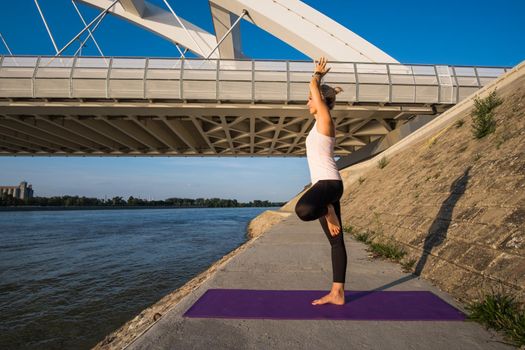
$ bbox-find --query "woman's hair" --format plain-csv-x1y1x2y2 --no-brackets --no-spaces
320,84,343,110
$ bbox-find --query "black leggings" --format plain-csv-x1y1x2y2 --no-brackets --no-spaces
294,180,347,283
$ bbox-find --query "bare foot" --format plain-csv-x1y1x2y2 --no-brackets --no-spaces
311,290,345,305
325,203,341,236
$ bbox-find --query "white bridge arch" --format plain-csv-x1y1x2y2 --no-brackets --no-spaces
77,0,397,62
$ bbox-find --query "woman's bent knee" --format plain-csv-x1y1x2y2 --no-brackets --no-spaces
295,202,317,221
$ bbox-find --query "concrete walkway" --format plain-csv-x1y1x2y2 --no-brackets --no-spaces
127,214,514,350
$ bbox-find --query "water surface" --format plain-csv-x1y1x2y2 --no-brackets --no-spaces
0,207,270,349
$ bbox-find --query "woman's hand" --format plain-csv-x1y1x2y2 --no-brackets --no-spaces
314,56,331,78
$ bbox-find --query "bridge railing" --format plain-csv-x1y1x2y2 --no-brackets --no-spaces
0,55,510,104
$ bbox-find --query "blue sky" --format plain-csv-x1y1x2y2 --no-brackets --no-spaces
0,0,524,201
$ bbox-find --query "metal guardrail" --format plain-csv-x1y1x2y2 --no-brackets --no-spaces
0,55,510,104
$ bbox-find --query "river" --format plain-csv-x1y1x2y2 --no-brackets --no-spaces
0,207,270,349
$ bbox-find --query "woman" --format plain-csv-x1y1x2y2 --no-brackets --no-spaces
294,57,346,306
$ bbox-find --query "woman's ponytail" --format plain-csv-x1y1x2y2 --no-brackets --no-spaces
320,85,343,110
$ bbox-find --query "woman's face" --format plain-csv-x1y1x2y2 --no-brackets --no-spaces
306,94,317,115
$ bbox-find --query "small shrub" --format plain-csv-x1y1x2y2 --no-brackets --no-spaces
368,241,406,261
495,128,511,149
354,231,370,243
352,229,411,271
454,118,465,128
473,153,482,161
471,90,503,139
377,156,389,169
401,258,417,272
343,224,354,234
358,176,365,185
466,290,525,346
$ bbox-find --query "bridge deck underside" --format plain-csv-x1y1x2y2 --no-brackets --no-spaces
0,103,439,156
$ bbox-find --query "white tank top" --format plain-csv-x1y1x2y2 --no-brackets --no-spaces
305,119,342,185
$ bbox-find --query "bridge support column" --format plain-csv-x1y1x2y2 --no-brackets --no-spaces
336,114,438,170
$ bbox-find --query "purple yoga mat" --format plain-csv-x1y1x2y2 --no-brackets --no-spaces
183,289,466,321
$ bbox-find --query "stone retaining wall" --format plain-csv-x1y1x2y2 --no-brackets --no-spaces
338,73,525,303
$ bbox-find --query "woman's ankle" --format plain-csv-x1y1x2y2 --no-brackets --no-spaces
331,283,344,294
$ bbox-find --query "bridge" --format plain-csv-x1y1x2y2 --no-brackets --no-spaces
0,56,508,157
0,0,511,161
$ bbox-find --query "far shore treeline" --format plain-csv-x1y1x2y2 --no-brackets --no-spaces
0,194,285,208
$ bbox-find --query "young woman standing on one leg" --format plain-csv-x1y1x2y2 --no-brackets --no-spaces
294,57,347,306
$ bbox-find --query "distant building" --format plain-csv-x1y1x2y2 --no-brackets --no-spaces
0,181,33,200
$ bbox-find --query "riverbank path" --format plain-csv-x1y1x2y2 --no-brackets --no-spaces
126,213,513,349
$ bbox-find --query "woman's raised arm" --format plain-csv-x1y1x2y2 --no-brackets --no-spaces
309,57,335,137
